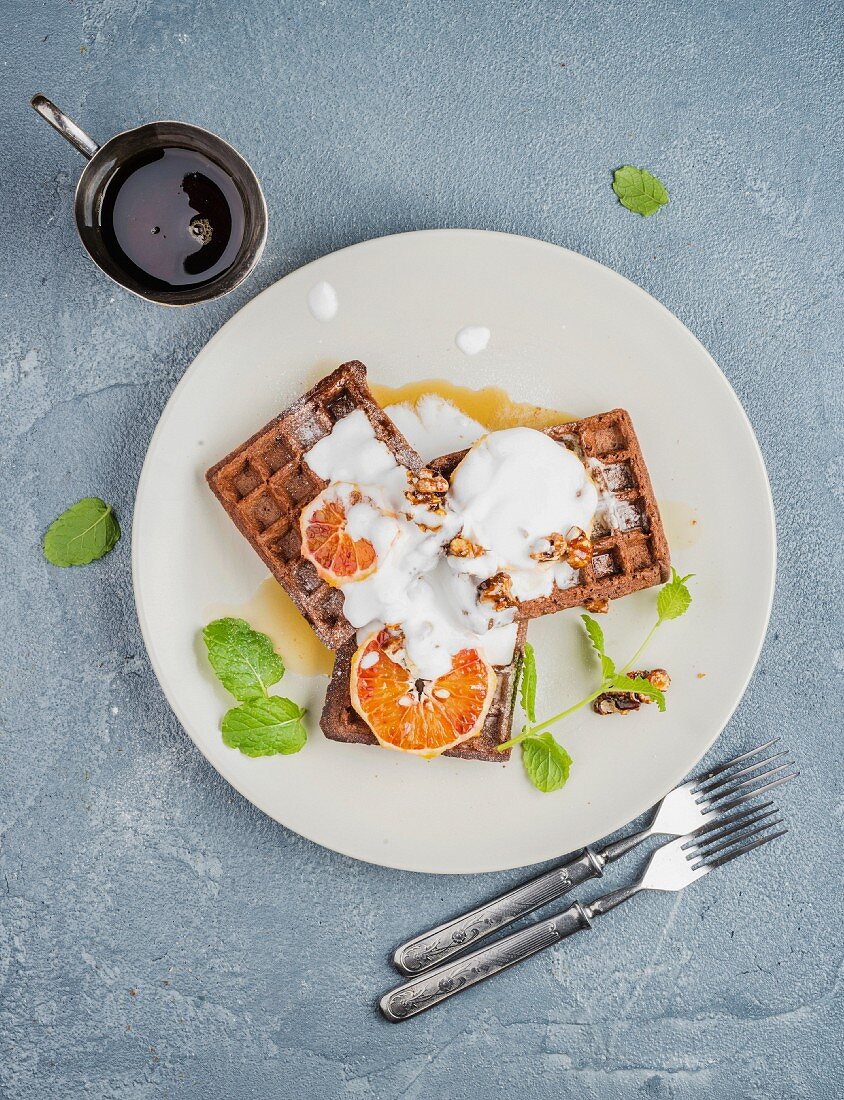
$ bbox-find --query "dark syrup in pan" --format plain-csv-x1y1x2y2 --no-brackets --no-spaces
98,147,246,291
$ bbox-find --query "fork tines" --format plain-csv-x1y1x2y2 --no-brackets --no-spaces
693,738,798,815
684,801,787,870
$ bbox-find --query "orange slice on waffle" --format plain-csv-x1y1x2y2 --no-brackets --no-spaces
300,485,382,586
349,628,497,757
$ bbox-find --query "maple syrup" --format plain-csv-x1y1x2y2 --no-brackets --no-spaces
210,578,334,678
370,379,572,431
98,146,246,291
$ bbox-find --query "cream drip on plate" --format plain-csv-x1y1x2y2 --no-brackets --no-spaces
455,325,491,355
307,281,338,322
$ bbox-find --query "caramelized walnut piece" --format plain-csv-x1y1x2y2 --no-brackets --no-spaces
583,596,610,614
381,625,405,656
477,571,517,611
448,534,486,558
530,532,568,563
592,668,671,715
405,467,449,514
565,526,593,569
592,691,641,715
629,668,671,692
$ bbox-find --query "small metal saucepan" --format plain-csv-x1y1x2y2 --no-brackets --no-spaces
30,94,268,306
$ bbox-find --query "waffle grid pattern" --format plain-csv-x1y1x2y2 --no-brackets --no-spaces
429,409,670,620
207,366,667,761
205,361,420,650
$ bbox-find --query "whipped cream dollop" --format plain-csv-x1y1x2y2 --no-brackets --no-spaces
307,281,338,322
448,428,598,601
302,404,597,679
385,394,485,462
455,325,491,355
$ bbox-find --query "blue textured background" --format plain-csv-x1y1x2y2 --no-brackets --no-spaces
1,1,842,1096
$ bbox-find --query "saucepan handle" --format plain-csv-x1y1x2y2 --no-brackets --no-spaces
31,94,100,160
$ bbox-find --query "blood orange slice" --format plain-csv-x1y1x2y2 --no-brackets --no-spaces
349,628,497,757
300,485,383,586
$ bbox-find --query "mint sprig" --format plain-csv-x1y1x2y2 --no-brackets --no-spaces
203,618,285,701
43,497,120,567
522,734,572,793
612,165,669,217
221,697,307,757
501,570,694,790
203,617,306,758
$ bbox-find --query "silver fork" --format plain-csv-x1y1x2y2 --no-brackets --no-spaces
381,803,787,1020
393,740,797,975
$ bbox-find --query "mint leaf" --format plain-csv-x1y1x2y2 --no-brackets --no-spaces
221,697,307,757
519,642,537,723
582,615,615,680
581,614,605,657
522,733,573,792
657,568,694,622
612,675,666,712
612,165,669,217
203,618,285,701
43,497,120,567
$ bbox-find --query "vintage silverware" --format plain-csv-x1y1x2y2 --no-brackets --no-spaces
381,803,787,1020
392,740,796,975
30,94,267,306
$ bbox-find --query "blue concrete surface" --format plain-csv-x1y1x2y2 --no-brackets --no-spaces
1,0,842,1096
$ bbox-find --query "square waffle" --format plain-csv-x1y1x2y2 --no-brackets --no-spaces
206,361,421,650
429,409,671,619
320,621,529,762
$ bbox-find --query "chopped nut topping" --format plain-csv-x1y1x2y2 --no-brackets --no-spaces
530,532,568,563
405,467,449,513
583,596,610,614
380,626,405,656
565,526,593,569
448,534,486,558
592,668,671,715
592,691,641,715
630,668,671,692
593,695,619,716
477,571,517,611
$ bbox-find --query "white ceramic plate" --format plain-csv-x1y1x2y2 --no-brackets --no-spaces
132,230,775,874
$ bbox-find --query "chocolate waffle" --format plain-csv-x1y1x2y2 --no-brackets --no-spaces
206,361,421,650
320,621,528,762
429,409,670,619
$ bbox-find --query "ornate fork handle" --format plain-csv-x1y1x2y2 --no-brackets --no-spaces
382,902,592,1020
392,849,603,975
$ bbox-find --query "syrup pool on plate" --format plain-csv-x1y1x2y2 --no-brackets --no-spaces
370,379,572,432
208,577,334,678
217,381,574,679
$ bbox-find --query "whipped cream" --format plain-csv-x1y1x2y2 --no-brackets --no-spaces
302,405,597,679
304,410,512,678
307,281,338,322
448,428,598,601
455,325,491,355
385,394,485,463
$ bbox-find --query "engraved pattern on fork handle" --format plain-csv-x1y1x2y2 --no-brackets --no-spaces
392,848,603,975
382,902,592,1020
